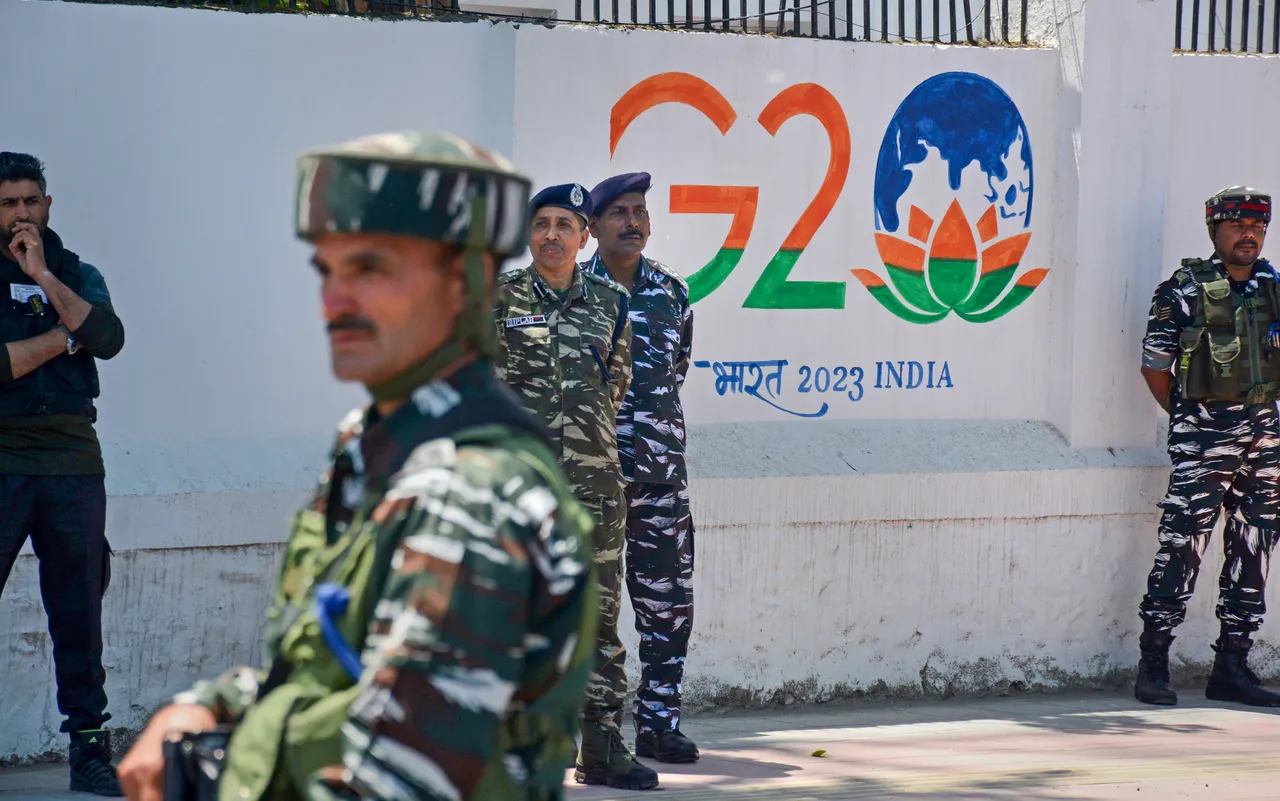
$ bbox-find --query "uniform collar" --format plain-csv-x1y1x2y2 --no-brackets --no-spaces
1208,254,1275,283
358,359,491,479
588,251,657,288
527,262,586,302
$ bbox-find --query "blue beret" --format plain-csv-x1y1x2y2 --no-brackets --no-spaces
590,172,651,217
530,182,592,222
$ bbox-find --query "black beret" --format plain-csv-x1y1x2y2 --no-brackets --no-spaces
590,172,652,216
530,182,593,222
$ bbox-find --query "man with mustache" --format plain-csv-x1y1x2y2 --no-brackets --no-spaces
0,152,126,796
116,132,597,801
491,183,649,790
1136,186,1280,708
585,173,698,772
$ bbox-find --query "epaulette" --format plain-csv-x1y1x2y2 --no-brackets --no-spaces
496,267,525,285
1178,256,1223,286
647,258,690,295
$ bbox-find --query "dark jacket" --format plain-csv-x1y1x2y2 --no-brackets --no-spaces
0,228,125,422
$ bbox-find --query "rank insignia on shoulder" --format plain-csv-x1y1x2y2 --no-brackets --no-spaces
505,315,548,328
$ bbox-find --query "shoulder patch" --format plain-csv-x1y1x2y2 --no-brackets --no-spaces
336,407,366,437
647,259,689,293
395,437,458,478
496,268,524,285
645,258,686,286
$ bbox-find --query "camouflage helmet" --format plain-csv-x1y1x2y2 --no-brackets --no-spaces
1205,185,1271,239
294,131,532,402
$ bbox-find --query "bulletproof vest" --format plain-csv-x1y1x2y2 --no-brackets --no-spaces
216,388,597,801
0,249,101,419
1176,259,1280,404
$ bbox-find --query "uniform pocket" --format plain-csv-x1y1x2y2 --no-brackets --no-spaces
644,312,680,370
503,324,554,380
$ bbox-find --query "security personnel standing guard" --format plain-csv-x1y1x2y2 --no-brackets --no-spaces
116,132,598,801
492,183,652,790
585,172,698,766
1136,186,1280,708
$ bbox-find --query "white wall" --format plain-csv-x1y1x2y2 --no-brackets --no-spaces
4,0,1280,764
1164,54,1280,270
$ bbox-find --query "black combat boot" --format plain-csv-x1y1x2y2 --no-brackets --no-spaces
1205,632,1280,707
1134,630,1178,706
575,722,660,790
635,728,700,763
69,729,123,797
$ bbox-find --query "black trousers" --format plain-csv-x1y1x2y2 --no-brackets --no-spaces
0,475,111,733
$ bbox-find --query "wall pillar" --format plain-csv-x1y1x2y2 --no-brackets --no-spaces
1059,0,1174,449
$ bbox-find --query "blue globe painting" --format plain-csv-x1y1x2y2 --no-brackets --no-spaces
851,71,1048,324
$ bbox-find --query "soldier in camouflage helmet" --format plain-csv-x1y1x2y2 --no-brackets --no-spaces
584,172,699,768
116,132,598,801
492,183,653,790
1136,185,1280,709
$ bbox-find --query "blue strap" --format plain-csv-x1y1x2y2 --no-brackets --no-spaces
314,582,363,682
589,345,610,383
611,290,630,350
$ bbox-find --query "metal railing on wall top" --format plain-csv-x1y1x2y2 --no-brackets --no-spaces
70,0,1039,46
571,0,1034,44
1176,0,1280,52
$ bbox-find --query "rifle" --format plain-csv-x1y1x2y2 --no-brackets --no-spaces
160,584,361,800
161,729,231,801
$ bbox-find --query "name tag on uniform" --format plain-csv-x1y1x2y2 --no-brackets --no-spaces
10,284,48,304
505,315,548,328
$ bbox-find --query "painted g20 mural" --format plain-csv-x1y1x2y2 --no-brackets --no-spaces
513,29,1057,423
854,71,1048,324
612,74,850,309
610,71,1047,322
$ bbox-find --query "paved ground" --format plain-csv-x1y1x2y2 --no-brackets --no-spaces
3,690,1279,799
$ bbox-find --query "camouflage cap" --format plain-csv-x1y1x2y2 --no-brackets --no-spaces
295,131,532,257
1206,186,1271,226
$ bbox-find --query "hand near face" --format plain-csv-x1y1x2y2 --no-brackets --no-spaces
7,222,46,279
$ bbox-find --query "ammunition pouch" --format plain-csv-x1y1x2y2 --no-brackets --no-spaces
1176,260,1280,404
1178,325,1243,401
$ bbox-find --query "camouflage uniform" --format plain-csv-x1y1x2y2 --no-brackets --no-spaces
1134,185,1280,710
493,262,633,731
169,132,598,800
1139,255,1280,636
585,252,695,738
